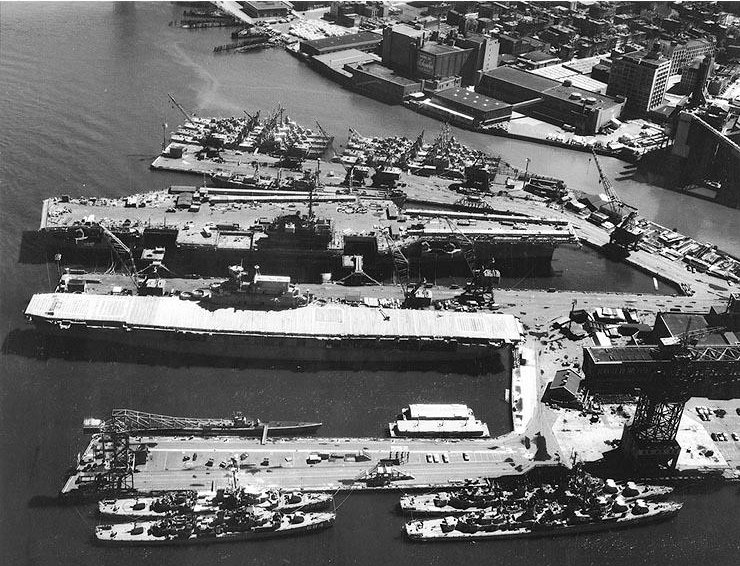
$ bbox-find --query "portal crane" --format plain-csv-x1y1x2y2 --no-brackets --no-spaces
621,322,740,471
98,225,140,290
382,228,429,307
167,93,193,123
590,148,623,216
444,218,499,298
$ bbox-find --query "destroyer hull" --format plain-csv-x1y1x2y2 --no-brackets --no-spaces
400,486,674,515
405,506,681,541
96,514,335,546
99,493,333,520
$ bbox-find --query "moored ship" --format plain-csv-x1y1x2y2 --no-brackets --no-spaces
202,265,308,310
99,486,333,520
83,408,321,437
25,293,522,364
400,480,673,515
404,500,683,541
95,509,335,545
389,404,490,438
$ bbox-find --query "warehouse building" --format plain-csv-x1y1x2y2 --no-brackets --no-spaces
346,61,423,104
299,31,382,57
421,87,512,128
241,1,289,19
476,66,624,133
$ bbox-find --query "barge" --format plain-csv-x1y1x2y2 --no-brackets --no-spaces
389,404,490,438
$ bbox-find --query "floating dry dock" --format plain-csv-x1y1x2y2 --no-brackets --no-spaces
25,294,522,362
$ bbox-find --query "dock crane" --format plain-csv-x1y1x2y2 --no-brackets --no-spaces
167,93,193,123
620,321,740,471
590,148,623,216
444,218,499,299
590,149,643,253
99,225,140,290
382,229,428,308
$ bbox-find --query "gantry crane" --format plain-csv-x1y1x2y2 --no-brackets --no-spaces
621,323,740,471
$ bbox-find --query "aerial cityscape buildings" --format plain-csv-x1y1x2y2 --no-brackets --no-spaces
1,1,740,563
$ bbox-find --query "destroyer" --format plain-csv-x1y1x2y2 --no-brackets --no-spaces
404,499,682,541
95,509,335,545
99,486,333,519
400,480,673,515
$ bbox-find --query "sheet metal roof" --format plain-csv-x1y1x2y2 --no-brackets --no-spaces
407,404,472,419
26,293,522,342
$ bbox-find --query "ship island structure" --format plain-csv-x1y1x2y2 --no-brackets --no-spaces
21,104,740,546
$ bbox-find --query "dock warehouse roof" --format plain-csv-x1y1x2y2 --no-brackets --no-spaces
26,294,523,343
300,31,382,56
434,87,511,114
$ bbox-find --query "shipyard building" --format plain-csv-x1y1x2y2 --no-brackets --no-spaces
476,66,624,134
582,298,740,397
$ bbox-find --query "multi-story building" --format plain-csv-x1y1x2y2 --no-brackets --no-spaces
415,42,473,80
658,38,715,75
607,47,671,114
456,34,499,85
381,24,429,77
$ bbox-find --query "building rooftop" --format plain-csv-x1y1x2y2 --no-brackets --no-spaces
543,83,622,109
550,369,582,396
313,49,379,69
243,1,287,10
420,42,466,56
585,346,661,363
349,61,421,87
391,23,428,39
482,66,560,92
621,50,671,68
302,31,381,52
435,87,511,112
519,50,559,63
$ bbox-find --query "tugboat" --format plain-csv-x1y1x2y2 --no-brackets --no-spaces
95,508,335,545
99,486,333,520
203,265,309,310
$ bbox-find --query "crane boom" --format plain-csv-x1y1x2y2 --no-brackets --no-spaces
590,149,621,213
99,225,139,289
168,93,193,123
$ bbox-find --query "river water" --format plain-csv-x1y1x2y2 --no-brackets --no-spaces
1,3,738,565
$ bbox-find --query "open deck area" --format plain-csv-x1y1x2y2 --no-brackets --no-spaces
63,433,547,495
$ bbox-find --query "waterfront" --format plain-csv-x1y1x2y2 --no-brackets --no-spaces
1,3,739,565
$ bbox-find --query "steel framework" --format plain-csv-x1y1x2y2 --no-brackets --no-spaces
622,345,740,471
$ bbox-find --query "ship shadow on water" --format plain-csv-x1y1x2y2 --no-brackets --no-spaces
2,328,501,375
